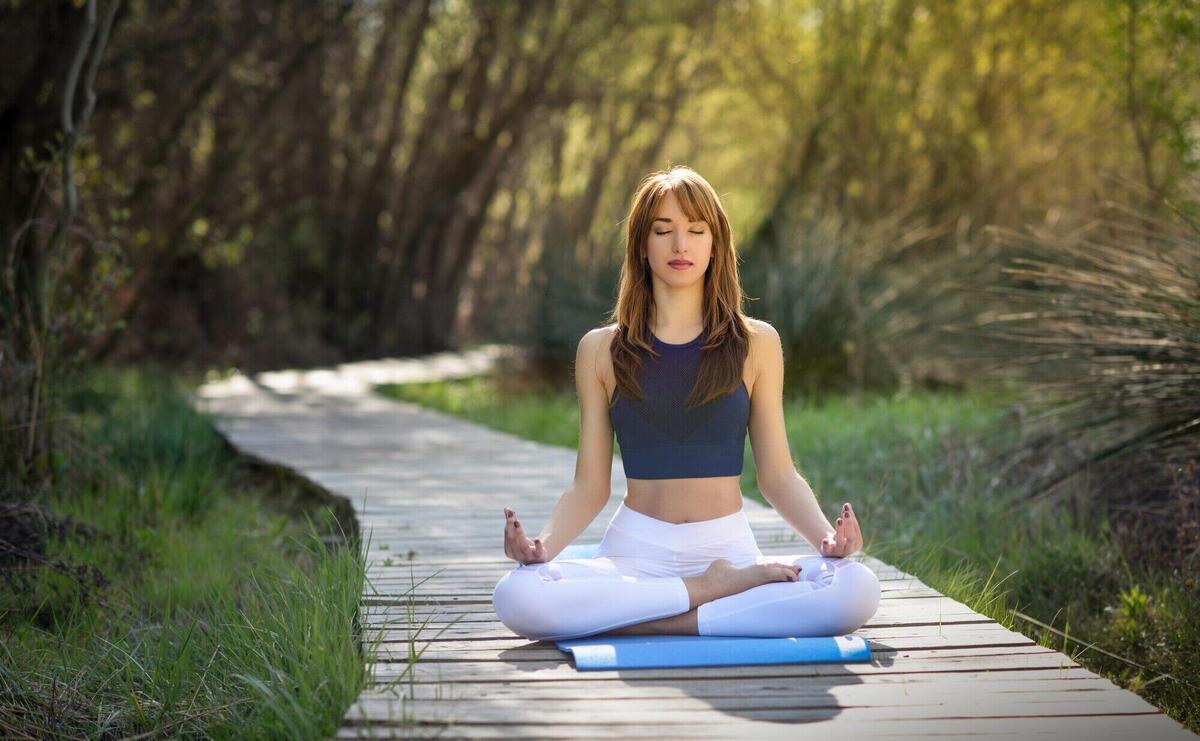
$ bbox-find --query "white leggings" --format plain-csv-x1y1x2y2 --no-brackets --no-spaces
492,500,881,641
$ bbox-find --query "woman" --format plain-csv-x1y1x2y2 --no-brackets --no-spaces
492,166,880,641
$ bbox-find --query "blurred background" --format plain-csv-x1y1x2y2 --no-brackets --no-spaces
6,0,1197,532
1,0,1198,734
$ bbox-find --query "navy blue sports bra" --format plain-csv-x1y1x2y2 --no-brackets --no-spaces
608,328,750,479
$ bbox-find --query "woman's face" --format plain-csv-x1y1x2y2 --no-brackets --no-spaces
646,191,712,285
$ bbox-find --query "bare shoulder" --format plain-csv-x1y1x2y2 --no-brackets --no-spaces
744,314,782,357
743,317,782,393
579,325,619,387
580,324,619,358
744,317,778,341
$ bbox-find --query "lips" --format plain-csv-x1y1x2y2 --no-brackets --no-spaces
668,261,692,268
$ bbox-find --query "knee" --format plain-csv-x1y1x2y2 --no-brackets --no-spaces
832,560,881,632
492,566,555,641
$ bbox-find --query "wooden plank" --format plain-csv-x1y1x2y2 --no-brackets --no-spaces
361,592,981,613
360,621,1003,643
366,621,1036,654
359,575,934,594
366,646,1084,683
359,551,903,566
334,713,1196,740
343,687,1163,724
361,564,917,583
360,588,946,614
356,586,943,606
351,667,1109,698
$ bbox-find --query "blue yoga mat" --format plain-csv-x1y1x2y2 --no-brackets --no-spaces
554,542,604,559
556,634,872,670
551,542,872,670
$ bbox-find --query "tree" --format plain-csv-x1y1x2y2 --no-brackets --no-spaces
1,0,121,492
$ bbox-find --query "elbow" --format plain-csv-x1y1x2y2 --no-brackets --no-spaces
760,468,798,501
571,472,609,501
571,477,611,508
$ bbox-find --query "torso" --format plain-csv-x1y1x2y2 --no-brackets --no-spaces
599,323,759,524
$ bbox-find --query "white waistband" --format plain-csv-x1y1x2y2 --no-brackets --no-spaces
605,500,756,547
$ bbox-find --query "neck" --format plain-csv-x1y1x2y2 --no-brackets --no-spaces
651,304,703,337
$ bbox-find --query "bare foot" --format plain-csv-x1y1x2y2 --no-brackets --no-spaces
681,558,801,609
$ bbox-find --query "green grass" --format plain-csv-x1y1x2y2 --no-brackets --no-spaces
0,366,369,739
378,376,1200,733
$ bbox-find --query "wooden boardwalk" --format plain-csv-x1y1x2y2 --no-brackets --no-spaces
190,352,1196,740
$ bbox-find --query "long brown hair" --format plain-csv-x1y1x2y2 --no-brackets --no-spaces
606,166,751,411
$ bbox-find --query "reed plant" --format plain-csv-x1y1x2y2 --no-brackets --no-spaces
945,176,1200,572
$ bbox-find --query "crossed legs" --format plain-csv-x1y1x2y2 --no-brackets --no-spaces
491,553,880,641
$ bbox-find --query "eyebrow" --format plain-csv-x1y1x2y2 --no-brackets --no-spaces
653,217,705,224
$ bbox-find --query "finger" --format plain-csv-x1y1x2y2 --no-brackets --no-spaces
846,507,862,539
840,513,859,537
836,518,848,550
772,564,798,581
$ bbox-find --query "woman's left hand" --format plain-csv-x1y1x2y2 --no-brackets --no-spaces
819,502,863,558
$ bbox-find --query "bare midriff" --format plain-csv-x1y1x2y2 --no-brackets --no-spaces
622,477,745,524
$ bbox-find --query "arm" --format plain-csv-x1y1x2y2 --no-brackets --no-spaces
506,326,614,563
531,328,615,562
747,321,860,555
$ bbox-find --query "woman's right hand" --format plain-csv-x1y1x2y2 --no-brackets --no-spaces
504,507,548,565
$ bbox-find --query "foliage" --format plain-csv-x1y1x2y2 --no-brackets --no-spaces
5,0,1197,375
0,366,367,738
